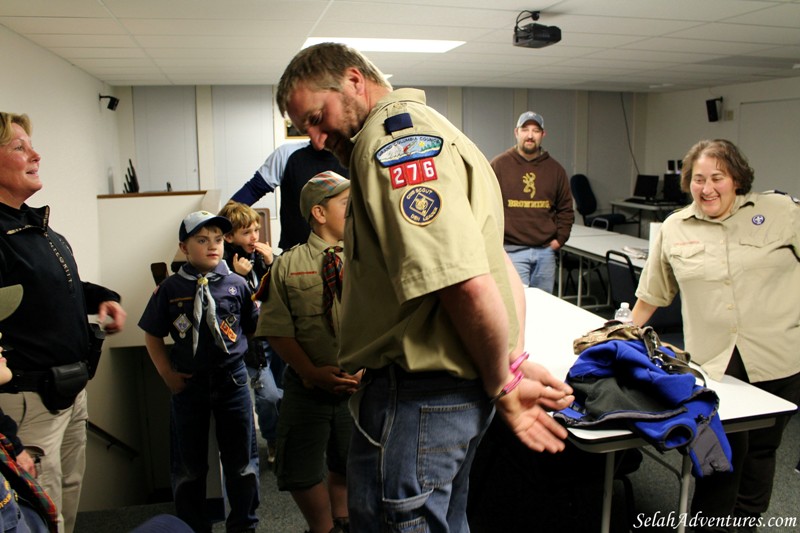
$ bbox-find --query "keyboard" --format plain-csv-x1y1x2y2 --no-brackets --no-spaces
624,198,678,206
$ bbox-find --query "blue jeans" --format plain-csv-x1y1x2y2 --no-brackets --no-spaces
505,245,556,293
247,344,284,442
170,362,260,533
348,365,493,533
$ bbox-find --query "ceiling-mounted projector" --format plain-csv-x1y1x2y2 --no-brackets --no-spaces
513,23,561,48
513,10,561,49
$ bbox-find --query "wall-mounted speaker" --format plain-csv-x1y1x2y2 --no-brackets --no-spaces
706,97,723,122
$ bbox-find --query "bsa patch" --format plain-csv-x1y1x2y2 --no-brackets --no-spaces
752,214,765,225
400,186,441,226
174,314,192,339
375,135,443,168
220,320,238,343
228,286,238,296
389,157,438,189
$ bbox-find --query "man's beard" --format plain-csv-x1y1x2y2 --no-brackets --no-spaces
325,92,364,167
519,141,539,156
327,135,353,167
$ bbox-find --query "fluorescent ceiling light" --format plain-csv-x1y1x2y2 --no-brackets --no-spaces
303,37,464,53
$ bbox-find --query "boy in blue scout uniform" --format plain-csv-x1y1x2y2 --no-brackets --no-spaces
257,172,360,533
139,211,260,533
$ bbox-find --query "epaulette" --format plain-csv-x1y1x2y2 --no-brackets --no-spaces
762,189,800,205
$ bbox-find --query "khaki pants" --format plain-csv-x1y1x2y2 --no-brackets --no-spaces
0,389,88,533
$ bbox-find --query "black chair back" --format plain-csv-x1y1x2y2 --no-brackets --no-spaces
605,250,638,308
605,250,684,334
570,174,597,217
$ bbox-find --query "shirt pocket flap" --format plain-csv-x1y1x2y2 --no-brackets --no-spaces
668,242,705,280
286,274,324,317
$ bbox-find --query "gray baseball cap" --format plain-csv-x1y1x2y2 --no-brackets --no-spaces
179,211,232,241
0,285,23,322
516,111,544,129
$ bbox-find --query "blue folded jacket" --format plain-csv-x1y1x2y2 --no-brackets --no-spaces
555,339,732,477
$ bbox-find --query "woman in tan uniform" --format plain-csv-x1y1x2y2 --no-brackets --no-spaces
632,139,800,533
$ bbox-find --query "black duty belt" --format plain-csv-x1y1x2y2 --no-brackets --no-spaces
0,369,49,393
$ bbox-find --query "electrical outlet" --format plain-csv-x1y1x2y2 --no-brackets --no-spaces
725,110,734,121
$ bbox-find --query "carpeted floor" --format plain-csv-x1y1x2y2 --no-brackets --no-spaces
76,413,799,533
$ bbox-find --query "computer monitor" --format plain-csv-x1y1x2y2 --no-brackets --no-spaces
662,174,687,203
632,174,659,200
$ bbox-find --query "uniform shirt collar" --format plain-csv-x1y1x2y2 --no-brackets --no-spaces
307,231,343,255
684,193,754,222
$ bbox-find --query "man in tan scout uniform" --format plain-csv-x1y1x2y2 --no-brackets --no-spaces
276,42,573,532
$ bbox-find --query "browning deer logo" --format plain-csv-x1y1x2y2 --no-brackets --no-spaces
522,172,536,198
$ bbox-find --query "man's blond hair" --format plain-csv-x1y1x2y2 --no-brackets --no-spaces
276,42,392,117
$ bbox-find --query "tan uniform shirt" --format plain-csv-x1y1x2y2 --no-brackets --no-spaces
636,192,800,381
338,88,517,379
256,232,343,367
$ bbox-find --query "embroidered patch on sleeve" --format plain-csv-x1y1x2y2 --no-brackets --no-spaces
375,135,443,168
389,157,438,189
220,320,238,343
400,186,441,226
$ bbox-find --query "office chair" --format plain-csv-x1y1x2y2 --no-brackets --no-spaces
605,250,684,347
570,174,629,230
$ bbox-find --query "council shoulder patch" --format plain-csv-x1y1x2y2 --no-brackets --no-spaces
400,186,441,226
375,135,443,168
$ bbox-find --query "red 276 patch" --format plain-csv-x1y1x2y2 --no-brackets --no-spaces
389,158,438,189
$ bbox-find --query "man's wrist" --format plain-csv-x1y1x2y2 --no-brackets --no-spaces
490,352,529,403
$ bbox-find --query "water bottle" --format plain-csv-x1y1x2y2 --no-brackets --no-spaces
614,302,633,324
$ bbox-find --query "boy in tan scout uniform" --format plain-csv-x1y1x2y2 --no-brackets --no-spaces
256,171,360,533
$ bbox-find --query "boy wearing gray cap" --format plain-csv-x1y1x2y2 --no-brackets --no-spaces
139,211,260,533
256,172,360,533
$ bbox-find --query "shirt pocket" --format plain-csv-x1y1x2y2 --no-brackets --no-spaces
286,275,325,318
739,231,786,270
217,298,241,324
668,242,705,281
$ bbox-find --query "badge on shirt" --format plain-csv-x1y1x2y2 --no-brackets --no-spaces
752,214,765,225
174,314,192,339
388,157,439,190
228,286,238,296
400,186,441,226
375,135,443,167
220,320,238,343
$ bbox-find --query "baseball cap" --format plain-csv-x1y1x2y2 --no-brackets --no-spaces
0,285,23,322
516,111,544,129
300,171,351,221
179,211,232,241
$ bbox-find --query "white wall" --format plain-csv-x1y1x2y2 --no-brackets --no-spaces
643,76,800,194
0,26,121,282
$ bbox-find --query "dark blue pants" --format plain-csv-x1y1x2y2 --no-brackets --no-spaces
170,362,260,533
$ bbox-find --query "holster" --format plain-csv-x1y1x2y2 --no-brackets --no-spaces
40,361,89,412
